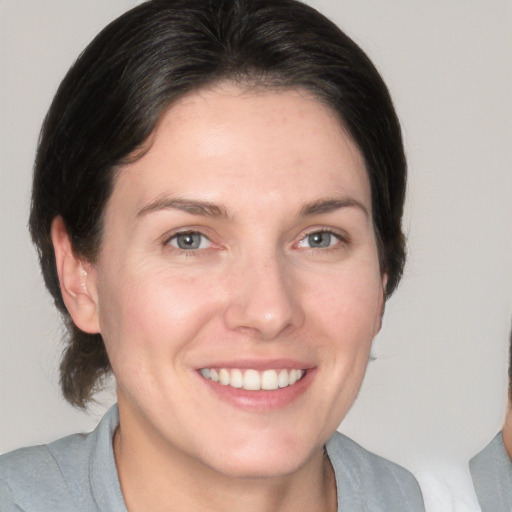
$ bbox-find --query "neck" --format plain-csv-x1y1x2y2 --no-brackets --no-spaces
503,406,512,459
113,412,337,512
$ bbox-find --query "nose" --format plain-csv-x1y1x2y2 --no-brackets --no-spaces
223,252,305,341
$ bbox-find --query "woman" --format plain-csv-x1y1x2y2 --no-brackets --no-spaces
0,0,424,510
470,324,512,511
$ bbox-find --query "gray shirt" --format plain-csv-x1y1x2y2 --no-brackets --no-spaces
1,405,424,511
470,431,512,512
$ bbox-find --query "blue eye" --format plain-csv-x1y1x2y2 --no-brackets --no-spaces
168,232,210,250
298,231,340,249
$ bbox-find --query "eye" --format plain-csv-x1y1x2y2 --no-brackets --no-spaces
297,230,341,249
167,231,211,250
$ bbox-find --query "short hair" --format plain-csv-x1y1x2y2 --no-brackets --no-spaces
29,0,407,407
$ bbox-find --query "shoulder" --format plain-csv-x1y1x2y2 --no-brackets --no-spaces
470,431,507,472
0,433,92,511
326,431,425,511
470,431,512,512
0,406,121,512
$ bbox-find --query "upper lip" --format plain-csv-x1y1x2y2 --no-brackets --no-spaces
195,358,314,371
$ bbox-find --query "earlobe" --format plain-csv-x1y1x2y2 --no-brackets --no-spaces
51,216,100,334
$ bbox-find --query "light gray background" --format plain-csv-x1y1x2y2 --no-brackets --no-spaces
1,1,511,510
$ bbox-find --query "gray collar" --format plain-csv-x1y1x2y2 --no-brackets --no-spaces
470,431,512,512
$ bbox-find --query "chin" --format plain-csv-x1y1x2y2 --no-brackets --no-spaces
209,455,309,480
199,431,322,479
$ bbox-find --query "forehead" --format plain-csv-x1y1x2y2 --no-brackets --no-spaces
109,84,370,219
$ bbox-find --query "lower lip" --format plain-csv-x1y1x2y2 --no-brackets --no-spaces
198,369,315,412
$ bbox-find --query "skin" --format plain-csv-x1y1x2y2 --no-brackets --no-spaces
52,84,386,511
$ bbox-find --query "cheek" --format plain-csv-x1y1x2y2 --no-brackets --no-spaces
305,263,384,340
96,263,222,366
303,264,383,399
299,267,383,434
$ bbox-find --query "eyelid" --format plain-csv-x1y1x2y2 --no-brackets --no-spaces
295,227,349,249
170,232,211,250
163,228,215,250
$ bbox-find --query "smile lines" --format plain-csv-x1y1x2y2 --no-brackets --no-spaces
199,368,305,391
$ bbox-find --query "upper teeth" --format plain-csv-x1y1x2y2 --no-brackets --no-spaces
199,368,305,391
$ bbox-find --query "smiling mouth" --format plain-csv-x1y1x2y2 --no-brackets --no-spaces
199,368,306,391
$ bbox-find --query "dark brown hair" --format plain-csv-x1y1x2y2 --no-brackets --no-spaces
29,0,407,407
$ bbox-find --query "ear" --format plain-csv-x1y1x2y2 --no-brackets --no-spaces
373,273,388,335
51,216,100,334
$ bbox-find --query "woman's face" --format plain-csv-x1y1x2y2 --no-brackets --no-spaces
88,84,385,478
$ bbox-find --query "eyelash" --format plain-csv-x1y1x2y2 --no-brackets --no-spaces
296,228,348,251
163,227,348,257
164,230,214,255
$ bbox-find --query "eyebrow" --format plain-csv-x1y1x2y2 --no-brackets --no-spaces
300,197,369,218
137,197,229,219
137,195,368,220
